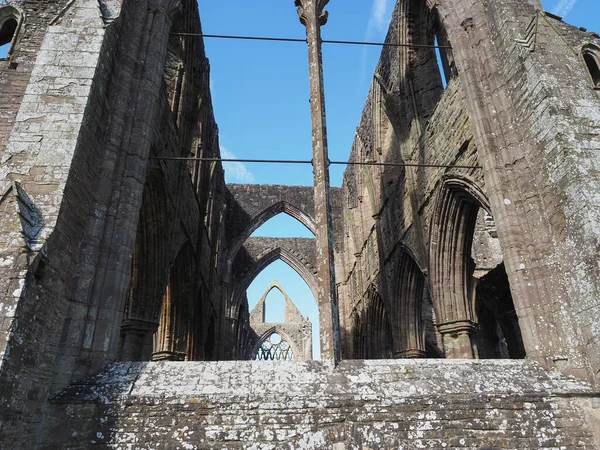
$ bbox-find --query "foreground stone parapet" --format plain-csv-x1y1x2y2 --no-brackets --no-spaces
49,360,600,449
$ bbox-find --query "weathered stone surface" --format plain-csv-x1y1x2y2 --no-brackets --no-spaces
1,0,600,448
336,0,600,382
48,360,599,449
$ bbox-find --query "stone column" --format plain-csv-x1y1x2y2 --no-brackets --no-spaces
119,318,158,361
294,0,340,361
437,321,477,359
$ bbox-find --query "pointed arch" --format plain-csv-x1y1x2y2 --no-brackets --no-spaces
251,280,305,323
227,201,316,275
392,249,427,358
582,44,600,88
430,176,490,319
429,176,490,357
250,326,301,361
0,5,23,59
364,284,393,359
231,247,318,316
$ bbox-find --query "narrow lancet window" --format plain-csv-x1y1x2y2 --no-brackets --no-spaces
583,52,600,87
0,15,18,58
433,12,454,88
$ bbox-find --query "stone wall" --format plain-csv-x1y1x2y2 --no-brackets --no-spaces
45,359,600,449
0,0,231,445
336,0,600,381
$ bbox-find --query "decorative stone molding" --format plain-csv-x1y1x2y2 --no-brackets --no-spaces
294,0,329,27
436,320,477,337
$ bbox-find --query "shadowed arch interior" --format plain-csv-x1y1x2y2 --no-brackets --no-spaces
351,285,393,360
430,177,524,359
582,46,600,87
153,242,197,361
0,6,22,57
430,178,490,330
393,250,427,358
119,170,170,361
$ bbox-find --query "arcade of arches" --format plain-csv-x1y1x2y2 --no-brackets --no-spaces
2,0,600,446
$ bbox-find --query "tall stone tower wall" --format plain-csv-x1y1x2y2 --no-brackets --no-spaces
0,0,231,444
336,0,600,381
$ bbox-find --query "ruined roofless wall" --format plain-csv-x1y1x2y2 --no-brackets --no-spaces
0,0,231,445
336,0,600,382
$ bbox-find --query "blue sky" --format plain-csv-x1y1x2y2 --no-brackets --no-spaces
196,0,599,359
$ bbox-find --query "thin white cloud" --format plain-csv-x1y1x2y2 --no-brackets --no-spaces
368,0,391,33
552,0,578,17
359,0,393,86
220,146,255,184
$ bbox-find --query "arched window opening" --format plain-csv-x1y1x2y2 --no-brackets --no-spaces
404,2,456,118
0,8,20,59
255,332,295,361
583,51,600,88
227,204,316,277
250,212,314,239
432,13,454,88
263,287,285,323
163,13,187,123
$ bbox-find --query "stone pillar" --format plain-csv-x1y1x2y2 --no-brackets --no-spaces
294,0,340,361
119,319,158,361
152,284,187,362
437,321,477,359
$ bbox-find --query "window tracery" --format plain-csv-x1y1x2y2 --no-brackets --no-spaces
0,6,21,59
254,332,295,361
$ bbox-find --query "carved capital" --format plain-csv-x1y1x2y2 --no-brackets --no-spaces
436,320,477,336
394,349,427,359
294,0,329,27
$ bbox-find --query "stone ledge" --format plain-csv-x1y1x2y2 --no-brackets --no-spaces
52,359,597,404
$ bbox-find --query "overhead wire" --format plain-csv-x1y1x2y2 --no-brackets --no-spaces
170,33,452,50
149,157,482,170
163,30,469,171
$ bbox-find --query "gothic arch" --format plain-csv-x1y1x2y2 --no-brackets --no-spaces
263,282,285,300
361,285,393,360
582,44,600,88
226,201,316,275
0,5,23,59
429,176,494,358
392,249,427,358
230,247,317,318
429,177,488,325
250,326,301,361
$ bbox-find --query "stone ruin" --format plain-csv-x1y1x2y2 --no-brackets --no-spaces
0,0,600,448
247,280,313,362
